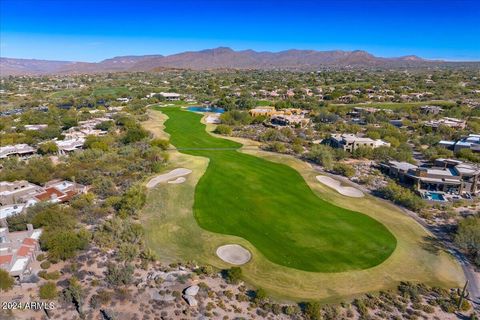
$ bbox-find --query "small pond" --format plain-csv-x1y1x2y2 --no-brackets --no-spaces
187,106,225,114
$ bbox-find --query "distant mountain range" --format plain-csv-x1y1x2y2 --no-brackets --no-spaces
0,47,476,76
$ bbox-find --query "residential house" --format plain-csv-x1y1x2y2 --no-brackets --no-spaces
424,117,466,130
0,181,43,206
270,114,310,128
380,159,480,196
438,134,480,153
0,224,42,278
0,144,36,159
327,134,390,152
55,138,85,153
249,106,278,117
159,92,181,101
0,179,85,219
420,105,443,115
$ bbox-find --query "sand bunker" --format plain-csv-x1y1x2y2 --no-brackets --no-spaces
167,177,186,184
216,244,251,265
147,168,192,188
316,175,364,198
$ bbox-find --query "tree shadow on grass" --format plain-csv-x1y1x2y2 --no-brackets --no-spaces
421,235,445,255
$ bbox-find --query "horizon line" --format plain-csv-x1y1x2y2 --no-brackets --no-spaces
2,46,480,63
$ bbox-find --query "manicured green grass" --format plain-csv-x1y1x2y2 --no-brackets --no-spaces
142,109,464,301
92,87,130,96
256,100,274,106
158,107,396,272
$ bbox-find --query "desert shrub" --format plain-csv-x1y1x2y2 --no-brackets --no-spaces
105,263,134,286
353,298,368,316
454,216,480,267
254,288,267,302
304,301,322,320
39,282,57,299
150,138,170,150
332,163,355,177
214,124,232,135
378,182,425,211
266,141,286,153
224,267,242,284
40,261,51,269
39,271,61,280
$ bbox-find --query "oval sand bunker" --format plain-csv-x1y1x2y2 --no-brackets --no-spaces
216,244,251,265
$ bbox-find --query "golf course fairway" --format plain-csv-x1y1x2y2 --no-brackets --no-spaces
160,107,396,272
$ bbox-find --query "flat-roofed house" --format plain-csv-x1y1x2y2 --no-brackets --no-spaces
327,134,390,152
420,105,443,115
0,224,42,278
270,114,310,128
159,92,181,101
380,159,480,195
438,134,480,153
0,200,37,220
55,138,85,153
34,180,86,204
249,106,278,117
0,181,43,206
0,144,36,159
424,117,466,129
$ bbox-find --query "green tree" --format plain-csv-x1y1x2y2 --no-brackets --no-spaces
304,301,322,320
307,145,334,170
38,141,59,155
224,267,242,284
117,185,146,216
214,124,232,135
332,163,355,177
122,126,148,144
0,269,14,291
254,288,268,302
40,229,90,260
455,217,480,266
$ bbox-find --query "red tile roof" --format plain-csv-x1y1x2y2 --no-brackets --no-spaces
17,245,34,257
0,255,13,265
22,238,37,246
34,187,64,201
59,190,78,202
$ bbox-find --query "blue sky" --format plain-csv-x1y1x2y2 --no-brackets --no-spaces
1,0,479,62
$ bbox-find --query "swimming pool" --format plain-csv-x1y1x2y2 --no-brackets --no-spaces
427,192,446,201
187,106,225,113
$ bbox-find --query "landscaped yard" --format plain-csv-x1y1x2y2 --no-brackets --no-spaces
141,108,464,301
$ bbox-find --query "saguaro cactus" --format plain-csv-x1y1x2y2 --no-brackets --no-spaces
457,280,470,310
